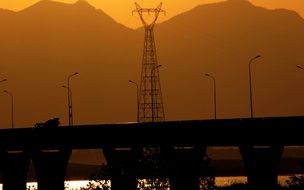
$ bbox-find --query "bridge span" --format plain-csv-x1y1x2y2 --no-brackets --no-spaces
0,116,303,190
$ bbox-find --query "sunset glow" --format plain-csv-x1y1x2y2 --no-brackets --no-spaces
0,0,303,28
0,0,304,127
0,1,303,189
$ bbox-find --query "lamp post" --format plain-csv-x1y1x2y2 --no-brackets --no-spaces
66,72,78,126
129,80,139,122
62,85,73,126
249,55,261,118
151,65,162,122
205,73,217,119
3,90,14,129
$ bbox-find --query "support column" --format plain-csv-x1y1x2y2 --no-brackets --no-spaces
31,149,71,190
168,146,208,190
103,147,139,190
239,146,284,190
0,150,30,190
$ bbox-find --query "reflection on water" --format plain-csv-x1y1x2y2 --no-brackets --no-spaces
26,181,91,190
0,176,294,190
215,176,247,187
216,176,290,187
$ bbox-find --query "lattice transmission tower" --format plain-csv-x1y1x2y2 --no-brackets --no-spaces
133,3,166,122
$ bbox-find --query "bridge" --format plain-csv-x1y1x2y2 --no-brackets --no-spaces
0,116,303,190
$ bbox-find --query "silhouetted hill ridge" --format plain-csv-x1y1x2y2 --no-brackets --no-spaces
4,0,134,59
0,8,15,14
17,0,123,30
156,0,304,64
160,0,304,30
153,0,304,121
20,0,70,13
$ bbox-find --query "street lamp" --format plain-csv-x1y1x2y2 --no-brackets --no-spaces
3,90,14,128
205,73,217,119
249,55,261,118
151,65,162,122
129,80,139,122
66,72,79,126
62,85,74,126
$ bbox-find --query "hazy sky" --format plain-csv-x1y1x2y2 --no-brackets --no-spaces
0,0,304,28
0,0,304,128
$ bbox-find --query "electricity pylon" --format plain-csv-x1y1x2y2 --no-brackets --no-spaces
133,2,165,122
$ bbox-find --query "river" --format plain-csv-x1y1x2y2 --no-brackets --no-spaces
0,176,293,190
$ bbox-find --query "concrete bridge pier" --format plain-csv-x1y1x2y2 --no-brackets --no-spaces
239,146,284,190
31,148,72,190
103,147,139,190
168,146,208,190
0,150,30,190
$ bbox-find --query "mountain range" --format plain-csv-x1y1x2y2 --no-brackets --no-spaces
0,0,303,128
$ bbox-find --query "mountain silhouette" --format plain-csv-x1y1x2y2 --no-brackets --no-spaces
0,0,303,129
19,0,118,26
155,0,304,119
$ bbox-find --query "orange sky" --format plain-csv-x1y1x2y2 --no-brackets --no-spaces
0,0,303,128
0,0,303,28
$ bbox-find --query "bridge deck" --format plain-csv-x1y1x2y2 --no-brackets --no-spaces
0,116,303,150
